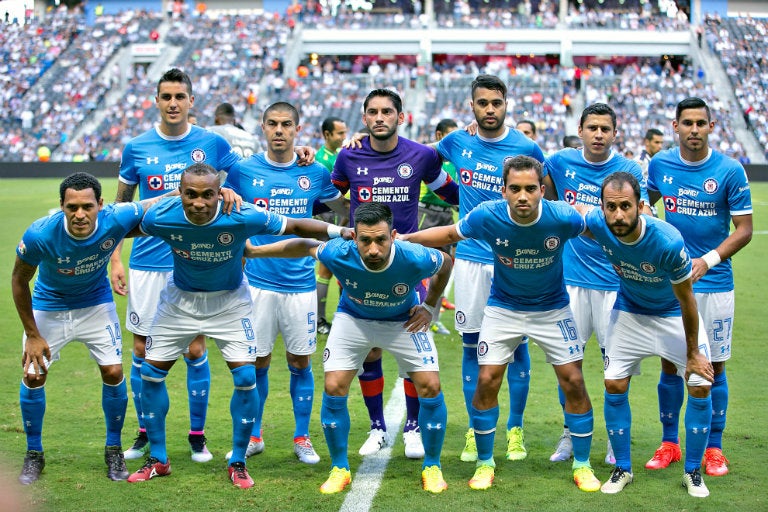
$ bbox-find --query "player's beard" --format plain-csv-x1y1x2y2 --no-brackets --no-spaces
608,213,639,238
370,124,398,141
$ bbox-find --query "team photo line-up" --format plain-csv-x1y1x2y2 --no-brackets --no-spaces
12,68,751,499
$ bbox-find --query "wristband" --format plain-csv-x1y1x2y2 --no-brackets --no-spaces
327,225,342,239
701,249,721,269
420,303,436,315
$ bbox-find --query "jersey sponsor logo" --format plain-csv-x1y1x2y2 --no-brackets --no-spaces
544,236,560,251
344,279,358,289
562,189,576,205
57,256,70,264
252,178,265,187
358,186,373,202
663,196,677,212
461,149,472,159
703,178,719,194
100,238,116,251
392,283,409,296
146,156,159,165
373,176,395,185
254,198,269,209
57,267,75,275
356,167,369,175
297,176,311,191
170,234,183,241
129,312,140,325
173,247,191,259
477,341,489,356
217,232,234,245
565,170,576,179
397,163,414,179
496,238,509,246
271,187,293,197
17,240,26,255
498,255,514,267
191,148,206,162
640,262,656,274
460,168,473,185
148,175,163,191
455,310,466,325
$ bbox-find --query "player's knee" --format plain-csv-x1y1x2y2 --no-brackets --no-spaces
133,335,147,357
364,348,382,362
687,384,711,399
187,336,207,358
141,361,168,381
286,352,310,369
231,364,256,388
604,378,628,395
99,364,124,385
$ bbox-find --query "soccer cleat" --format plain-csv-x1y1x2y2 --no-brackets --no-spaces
600,467,633,494
468,464,495,490
441,297,455,310
573,466,601,492
18,450,45,485
430,321,450,335
403,429,425,459
683,468,710,498
645,441,681,470
105,445,129,481
703,447,729,476
189,433,213,463
294,437,321,464
358,428,387,456
127,457,171,483
506,427,527,461
320,466,351,494
461,428,478,462
226,435,266,460
550,431,573,462
605,438,616,465
123,431,149,460
421,465,448,493
317,318,332,335
228,462,254,489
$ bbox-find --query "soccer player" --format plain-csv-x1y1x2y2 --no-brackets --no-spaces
581,172,715,498
331,88,458,459
126,163,345,488
207,102,262,159
246,202,453,494
12,172,146,484
645,97,752,477
403,156,601,493
515,119,537,142
435,75,544,463
543,103,649,465
221,102,348,465
635,127,664,180
315,116,349,335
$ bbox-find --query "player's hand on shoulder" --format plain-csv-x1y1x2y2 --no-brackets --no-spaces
296,145,316,166
340,227,354,240
342,131,368,150
220,187,242,214
465,120,478,136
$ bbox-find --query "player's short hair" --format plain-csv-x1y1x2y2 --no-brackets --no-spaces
435,118,458,135
676,97,711,121
354,202,393,229
579,103,617,130
263,101,300,124
516,119,536,135
182,162,219,181
321,116,345,135
363,89,403,114
502,155,543,185
60,172,102,203
644,128,664,140
215,102,236,118
158,68,193,97
602,171,641,203
471,74,507,100
562,135,581,148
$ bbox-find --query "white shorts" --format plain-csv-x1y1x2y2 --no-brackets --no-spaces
603,309,711,387
695,291,734,363
126,269,170,336
453,259,493,335
322,313,439,376
250,287,318,357
566,285,617,350
24,302,123,374
145,278,258,363
477,305,584,366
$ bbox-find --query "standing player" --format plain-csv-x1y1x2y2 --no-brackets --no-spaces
247,202,453,494
544,103,648,465
645,97,752,476
126,164,342,487
515,119,537,142
403,156,601,492
206,102,262,159
221,102,349,464
582,172,714,498
331,88,458,459
435,75,544,463
636,128,664,180
12,173,145,484
315,116,349,335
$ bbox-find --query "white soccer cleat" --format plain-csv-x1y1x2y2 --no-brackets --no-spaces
403,429,425,459
358,428,388,456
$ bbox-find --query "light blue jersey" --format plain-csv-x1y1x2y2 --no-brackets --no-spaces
457,199,584,312
647,147,752,293
119,124,241,271
585,209,692,317
545,148,649,291
436,128,545,265
140,199,286,292
17,203,144,311
224,153,341,292
317,238,444,322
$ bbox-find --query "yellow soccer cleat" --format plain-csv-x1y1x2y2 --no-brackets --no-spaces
422,465,448,494
573,465,601,492
468,464,495,490
320,466,351,494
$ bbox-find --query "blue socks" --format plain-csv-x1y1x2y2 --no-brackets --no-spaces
685,395,712,472
103,378,128,447
604,390,632,472
289,364,314,439
472,405,499,463
709,370,728,449
657,371,684,443
506,342,530,430
20,382,45,452
230,365,259,465
140,362,170,463
184,350,210,433
253,366,269,438
419,392,447,468
462,332,480,427
565,410,593,467
130,353,145,430
321,393,351,470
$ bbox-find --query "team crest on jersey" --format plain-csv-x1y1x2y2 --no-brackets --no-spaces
455,310,466,325
254,198,269,210
392,283,409,296
145,336,153,351
498,255,514,267
703,178,719,194
100,238,116,251
17,240,26,255
129,312,140,326
358,186,373,202
397,163,414,179
217,232,234,245
190,148,206,163
478,341,489,357
297,176,311,191
564,189,577,205
640,262,656,274
147,175,163,191
663,196,677,212
603,355,609,371
323,347,330,363
544,236,560,251
173,247,191,259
